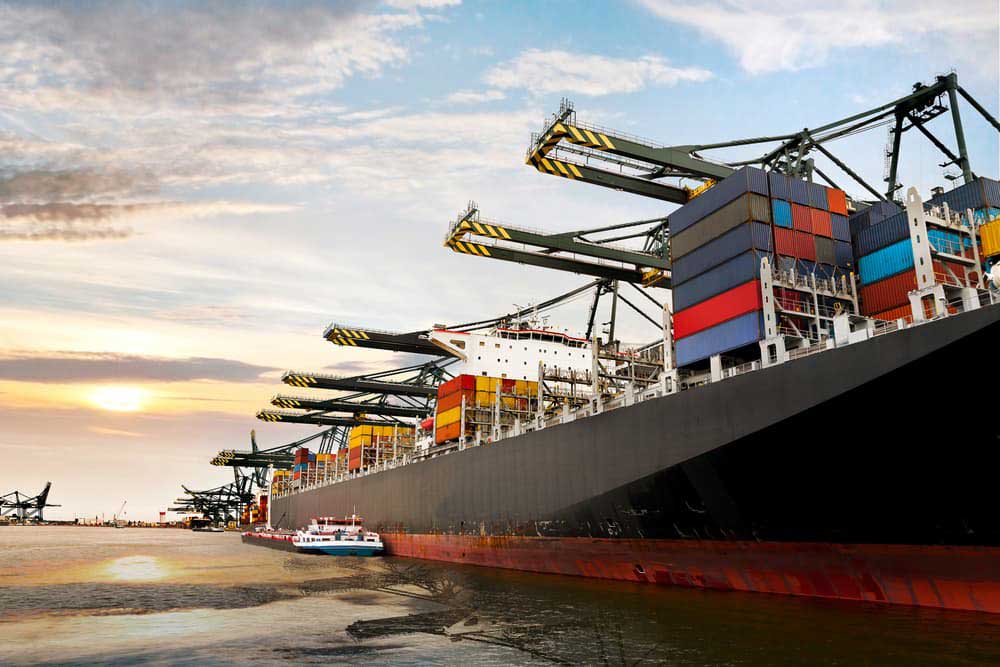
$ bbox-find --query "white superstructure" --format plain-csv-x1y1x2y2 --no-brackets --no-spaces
429,327,592,381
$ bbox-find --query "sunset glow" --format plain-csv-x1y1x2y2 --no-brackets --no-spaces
89,386,149,413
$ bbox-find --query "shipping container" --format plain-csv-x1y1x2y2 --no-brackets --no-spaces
849,200,901,237
831,213,850,242
811,209,832,237
671,221,773,285
671,193,772,259
675,311,763,367
872,305,914,323
768,171,790,201
437,388,474,413
791,204,812,233
854,211,909,257
808,182,829,211
436,405,462,428
672,250,770,311
774,227,795,257
834,240,853,268
814,236,836,265
668,166,770,235
794,231,816,260
797,259,816,275
437,374,476,398
776,255,796,274
771,198,792,228
859,270,917,314
790,178,810,205
927,177,1000,217
981,218,1000,258
674,280,763,340
434,421,462,444
858,238,914,284
827,188,848,215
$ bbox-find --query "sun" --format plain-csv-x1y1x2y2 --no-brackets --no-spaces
89,386,148,412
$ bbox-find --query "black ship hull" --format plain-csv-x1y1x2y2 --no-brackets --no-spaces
272,304,1000,612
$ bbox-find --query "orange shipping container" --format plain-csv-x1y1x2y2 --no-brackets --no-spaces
826,188,848,216
434,421,462,444
437,388,474,412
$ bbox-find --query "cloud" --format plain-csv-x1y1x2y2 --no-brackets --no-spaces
0,351,278,384
0,200,297,242
484,49,712,96
88,425,144,438
0,1,422,112
0,169,157,202
636,0,999,74
385,0,462,7
445,89,506,105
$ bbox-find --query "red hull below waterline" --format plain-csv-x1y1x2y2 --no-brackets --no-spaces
383,534,1000,613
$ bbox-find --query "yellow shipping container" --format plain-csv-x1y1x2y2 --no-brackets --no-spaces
475,375,503,392
436,405,462,428
981,218,1000,258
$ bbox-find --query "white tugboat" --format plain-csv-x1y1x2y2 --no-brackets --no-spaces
243,515,383,556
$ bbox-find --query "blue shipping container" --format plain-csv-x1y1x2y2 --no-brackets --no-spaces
672,250,770,312
854,211,909,257
927,228,971,254
858,238,914,284
808,182,829,210
927,177,1000,215
849,200,901,237
834,240,853,267
790,178,810,205
768,172,790,201
796,259,816,275
772,199,792,228
671,221,773,286
676,311,763,367
831,214,849,241
669,166,770,236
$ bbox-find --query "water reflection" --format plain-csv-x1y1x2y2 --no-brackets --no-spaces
104,555,169,581
0,528,997,666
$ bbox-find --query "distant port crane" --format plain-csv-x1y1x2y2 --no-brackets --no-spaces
0,482,59,523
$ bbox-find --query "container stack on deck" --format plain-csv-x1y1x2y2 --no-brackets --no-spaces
670,167,851,367
347,425,415,471
852,180,1000,321
435,374,538,444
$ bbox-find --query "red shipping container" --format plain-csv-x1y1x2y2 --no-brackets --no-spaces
437,374,476,399
811,209,832,237
793,231,816,260
674,280,763,340
872,305,913,323
792,204,812,233
774,228,795,256
860,270,917,314
437,388,474,412
774,287,802,311
827,188,848,215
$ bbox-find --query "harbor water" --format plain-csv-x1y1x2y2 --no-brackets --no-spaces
1,527,997,666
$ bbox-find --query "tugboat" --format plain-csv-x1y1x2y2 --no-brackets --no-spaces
292,515,384,556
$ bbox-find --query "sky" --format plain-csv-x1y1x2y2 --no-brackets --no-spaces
1,0,997,521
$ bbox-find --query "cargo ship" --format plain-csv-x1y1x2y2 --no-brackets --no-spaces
259,80,1000,613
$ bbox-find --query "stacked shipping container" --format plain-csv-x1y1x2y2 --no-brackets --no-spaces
670,167,850,367
435,374,538,444
348,424,415,471
853,204,982,319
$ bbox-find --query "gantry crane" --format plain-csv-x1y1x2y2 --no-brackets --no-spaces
0,482,59,522
448,72,999,294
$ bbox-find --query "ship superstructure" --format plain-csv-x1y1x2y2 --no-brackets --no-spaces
197,73,1000,613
